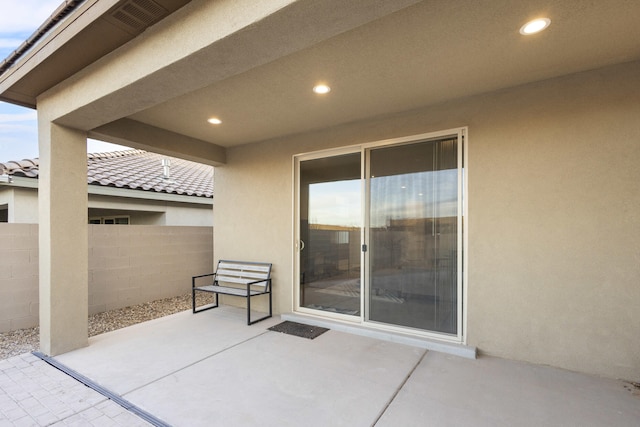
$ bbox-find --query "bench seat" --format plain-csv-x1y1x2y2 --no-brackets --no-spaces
192,260,272,325
194,285,266,297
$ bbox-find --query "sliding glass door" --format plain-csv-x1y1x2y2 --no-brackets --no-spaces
367,138,459,334
296,131,464,338
298,152,362,316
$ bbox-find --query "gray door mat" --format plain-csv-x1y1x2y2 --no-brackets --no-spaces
268,321,329,339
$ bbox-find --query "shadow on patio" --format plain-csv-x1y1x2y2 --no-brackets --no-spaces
50,307,639,427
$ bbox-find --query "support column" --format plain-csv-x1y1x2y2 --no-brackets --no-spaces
38,120,88,356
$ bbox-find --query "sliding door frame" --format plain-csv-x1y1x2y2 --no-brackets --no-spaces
292,127,468,343
293,145,366,323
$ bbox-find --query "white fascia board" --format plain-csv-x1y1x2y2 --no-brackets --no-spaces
0,176,37,188
88,185,213,205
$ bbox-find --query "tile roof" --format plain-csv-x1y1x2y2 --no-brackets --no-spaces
0,158,39,178
0,150,213,198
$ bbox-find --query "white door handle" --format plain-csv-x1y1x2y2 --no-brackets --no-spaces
299,240,305,251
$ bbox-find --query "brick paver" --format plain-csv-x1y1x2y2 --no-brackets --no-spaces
0,353,151,426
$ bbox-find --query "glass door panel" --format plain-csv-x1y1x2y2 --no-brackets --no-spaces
299,153,361,316
367,138,459,334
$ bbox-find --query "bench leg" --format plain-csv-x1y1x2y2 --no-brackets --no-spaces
193,290,219,314
247,292,251,325
247,292,273,325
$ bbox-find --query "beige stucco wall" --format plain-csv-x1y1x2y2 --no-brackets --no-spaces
0,224,213,332
0,189,212,226
214,60,640,381
0,188,39,223
88,194,213,226
12,188,39,224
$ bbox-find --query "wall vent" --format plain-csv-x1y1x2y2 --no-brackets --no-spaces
107,0,168,34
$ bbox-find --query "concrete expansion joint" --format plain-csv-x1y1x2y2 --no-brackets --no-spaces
125,330,272,395
31,351,167,427
372,349,429,426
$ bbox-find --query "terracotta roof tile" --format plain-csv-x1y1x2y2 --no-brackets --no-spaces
0,150,213,198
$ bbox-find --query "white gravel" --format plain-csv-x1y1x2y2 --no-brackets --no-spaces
0,292,213,360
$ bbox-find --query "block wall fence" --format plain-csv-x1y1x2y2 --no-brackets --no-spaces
0,224,214,332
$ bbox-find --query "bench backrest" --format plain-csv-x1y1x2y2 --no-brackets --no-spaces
215,260,272,291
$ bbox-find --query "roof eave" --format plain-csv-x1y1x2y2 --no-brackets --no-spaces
0,0,192,108
0,176,213,204
0,0,86,78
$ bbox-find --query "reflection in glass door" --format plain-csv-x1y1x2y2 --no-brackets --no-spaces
299,153,361,316
367,138,460,334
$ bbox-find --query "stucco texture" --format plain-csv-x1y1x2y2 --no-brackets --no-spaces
214,60,640,381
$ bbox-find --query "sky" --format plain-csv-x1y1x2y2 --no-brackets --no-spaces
0,0,128,164
308,170,458,226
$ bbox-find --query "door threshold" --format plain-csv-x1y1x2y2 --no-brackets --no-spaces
282,312,476,359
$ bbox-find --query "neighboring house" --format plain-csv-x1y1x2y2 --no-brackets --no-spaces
0,150,213,226
0,1,638,382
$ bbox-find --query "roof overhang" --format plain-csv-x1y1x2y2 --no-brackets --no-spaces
0,0,192,108
0,175,213,205
1,0,639,158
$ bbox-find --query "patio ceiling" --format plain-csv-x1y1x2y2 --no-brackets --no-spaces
128,0,640,148
2,0,640,152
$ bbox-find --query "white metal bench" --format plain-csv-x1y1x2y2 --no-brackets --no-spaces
192,260,273,325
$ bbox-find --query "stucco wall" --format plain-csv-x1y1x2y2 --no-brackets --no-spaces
0,224,213,332
0,188,39,224
0,189,213,226
214,60,640,381
13,188,39,224
88,194,213,226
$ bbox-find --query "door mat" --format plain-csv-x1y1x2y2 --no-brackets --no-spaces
268,321,329,339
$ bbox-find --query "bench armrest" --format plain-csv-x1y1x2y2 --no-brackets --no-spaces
192,273,215,289
193,273,216,279
246,278,271,293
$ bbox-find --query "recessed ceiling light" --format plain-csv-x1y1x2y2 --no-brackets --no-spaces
313,84,331,94
520,18,551,35
207,117,222,125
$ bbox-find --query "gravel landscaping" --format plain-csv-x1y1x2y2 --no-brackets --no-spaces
0,292,212,360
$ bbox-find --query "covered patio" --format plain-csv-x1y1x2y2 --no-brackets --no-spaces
1,0,639,386
2,308,639,426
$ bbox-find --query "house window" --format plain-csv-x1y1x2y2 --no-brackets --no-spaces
0,205,7,223
89,216,130,224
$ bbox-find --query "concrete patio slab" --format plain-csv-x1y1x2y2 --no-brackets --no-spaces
55,307,281,394
44,306,639,427
127,329,424,426
377,351,640,427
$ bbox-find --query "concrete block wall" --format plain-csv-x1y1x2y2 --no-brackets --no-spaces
88,225,214,314
0,224,214,332
0,224,39,332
